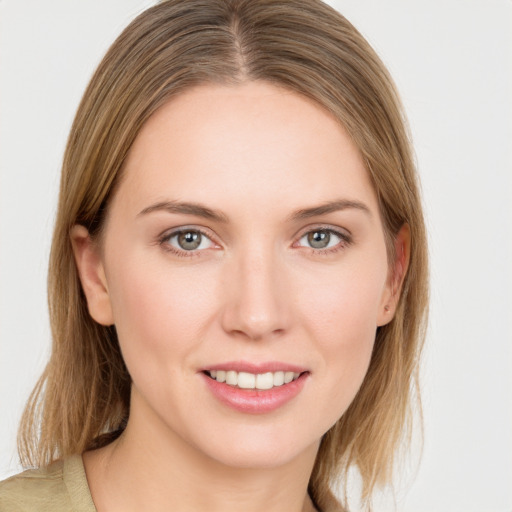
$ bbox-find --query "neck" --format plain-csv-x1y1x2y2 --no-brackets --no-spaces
83,389,320,512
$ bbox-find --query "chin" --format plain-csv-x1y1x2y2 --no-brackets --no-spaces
204,444,311,471
186,422,321,471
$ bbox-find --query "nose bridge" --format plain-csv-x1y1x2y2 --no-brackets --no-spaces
221,241,289,340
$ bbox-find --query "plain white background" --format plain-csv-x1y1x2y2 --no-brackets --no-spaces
1,1,511,510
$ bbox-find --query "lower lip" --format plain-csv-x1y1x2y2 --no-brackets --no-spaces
201,373,308,414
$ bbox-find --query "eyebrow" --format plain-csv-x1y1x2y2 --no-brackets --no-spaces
138,200,229,223
138,198,371,223
289,199,372,221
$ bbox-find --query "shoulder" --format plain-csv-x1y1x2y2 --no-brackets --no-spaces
0,455,96,512
0,459,68,511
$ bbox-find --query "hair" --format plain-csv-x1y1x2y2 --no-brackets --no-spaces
18,1,429,510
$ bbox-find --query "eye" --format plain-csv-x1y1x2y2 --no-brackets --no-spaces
163,229,215,252
297,228,349,251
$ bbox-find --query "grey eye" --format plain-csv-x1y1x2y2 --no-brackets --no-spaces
177,230,203,250
298,229,344,250
307,230,331,249
163,228,216,254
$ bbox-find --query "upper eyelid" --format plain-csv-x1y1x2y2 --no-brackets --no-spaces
294,223,352,240
158,227,219,256
293,226,353,254
159,225,218,241
157,227,218,252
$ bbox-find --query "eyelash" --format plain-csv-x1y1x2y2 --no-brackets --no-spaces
157,226,353,258
295,227,353,256
158,227,217,258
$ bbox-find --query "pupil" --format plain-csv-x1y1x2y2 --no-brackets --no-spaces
178,231,201,250
308,230,330,249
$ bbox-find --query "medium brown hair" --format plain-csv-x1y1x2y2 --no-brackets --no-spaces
18,1,429,510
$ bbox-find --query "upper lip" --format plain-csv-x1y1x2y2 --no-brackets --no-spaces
201,361,309,374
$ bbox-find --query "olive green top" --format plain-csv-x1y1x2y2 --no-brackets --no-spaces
0,455,96,511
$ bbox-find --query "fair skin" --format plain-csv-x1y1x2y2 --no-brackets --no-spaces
72,82,408,512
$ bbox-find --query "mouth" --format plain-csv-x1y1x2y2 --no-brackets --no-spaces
201,363,310,414
203,369,304,390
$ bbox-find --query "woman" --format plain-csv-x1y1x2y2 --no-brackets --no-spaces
0,0,428,511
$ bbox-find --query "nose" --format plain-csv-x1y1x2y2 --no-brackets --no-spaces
220,246,291,341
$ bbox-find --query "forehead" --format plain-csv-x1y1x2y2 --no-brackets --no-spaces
116,81,378,217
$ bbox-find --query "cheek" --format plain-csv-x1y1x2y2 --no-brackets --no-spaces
295,253,387,416
299,252,387,344
105,252,218,372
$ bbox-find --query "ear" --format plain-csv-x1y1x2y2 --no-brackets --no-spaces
70,225,114,326
377,223,410,326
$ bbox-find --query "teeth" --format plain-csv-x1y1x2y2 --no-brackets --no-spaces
208,370,302,389
256,372,274,390
226,371,238,386
273,371,285,387
238,372,255,389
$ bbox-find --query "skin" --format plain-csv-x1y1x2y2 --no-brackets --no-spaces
72,82,409,512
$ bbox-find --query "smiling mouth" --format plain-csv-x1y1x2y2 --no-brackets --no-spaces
204,370,304,390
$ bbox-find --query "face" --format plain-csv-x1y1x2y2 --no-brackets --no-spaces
74,82,400,469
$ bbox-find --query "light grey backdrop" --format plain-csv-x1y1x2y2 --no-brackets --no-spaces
1,1,511,511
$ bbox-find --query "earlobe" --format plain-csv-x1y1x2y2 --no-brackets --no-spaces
377,224,410,326
70,225,114,326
